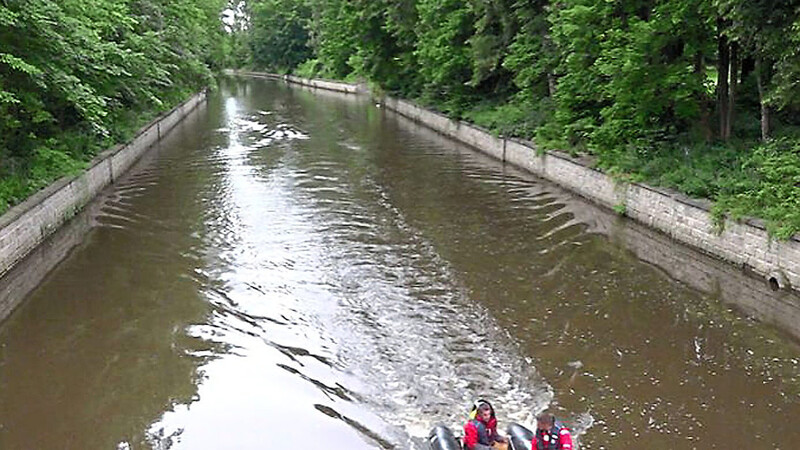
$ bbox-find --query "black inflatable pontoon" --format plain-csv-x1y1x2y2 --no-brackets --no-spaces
428,422,535,450
506,422,535,450
429,425,462,450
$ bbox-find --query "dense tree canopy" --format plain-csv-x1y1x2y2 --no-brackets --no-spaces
0,0,227,211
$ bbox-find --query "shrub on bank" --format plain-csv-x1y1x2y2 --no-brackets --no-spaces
714,139,800,240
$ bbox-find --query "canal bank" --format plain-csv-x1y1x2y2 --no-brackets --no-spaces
233,70,800,300
0,91,207,322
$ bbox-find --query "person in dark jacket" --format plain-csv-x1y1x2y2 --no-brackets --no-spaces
531,413,573,450
463,400,508,450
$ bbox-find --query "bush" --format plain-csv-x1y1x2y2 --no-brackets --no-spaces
714,139,800,239
463,96,552,140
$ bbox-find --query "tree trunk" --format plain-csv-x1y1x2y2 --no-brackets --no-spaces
543,31,557,97
695,51,712,142
741,56,755,81
755,56,770,141
725,41,739,141
717,19,730,141
547,72,557,97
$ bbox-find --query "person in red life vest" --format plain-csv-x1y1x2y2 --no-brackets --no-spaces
532,413,574,450
463,400,509,450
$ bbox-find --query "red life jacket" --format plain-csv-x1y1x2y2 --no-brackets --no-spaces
470,418,493,445
463,415,498,449
534,423,573,450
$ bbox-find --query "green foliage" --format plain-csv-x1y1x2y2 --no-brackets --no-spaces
596,137,800,238
547,0,716,152
0,0,227,213
0,140,87,212
716,0,800,111
503,0,554,100
293,59,324,79
546,1,611,149
602,141,744,197
297,0,420,94
714,139,800,239
414,0,474,110
468,0,517,91
304,0,359,78
462,96,552,139
248,0,312,72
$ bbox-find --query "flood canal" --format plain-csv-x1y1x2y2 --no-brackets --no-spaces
2,77,800,449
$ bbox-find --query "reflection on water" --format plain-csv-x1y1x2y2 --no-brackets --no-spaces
1,78,800,449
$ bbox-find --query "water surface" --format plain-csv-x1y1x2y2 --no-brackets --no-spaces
1,78,800,449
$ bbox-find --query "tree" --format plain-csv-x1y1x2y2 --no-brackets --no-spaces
249,0,312,72
504,0,556,100
414,0,475,111
714,0,800,141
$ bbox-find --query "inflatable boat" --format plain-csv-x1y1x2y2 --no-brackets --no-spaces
428,422,534,450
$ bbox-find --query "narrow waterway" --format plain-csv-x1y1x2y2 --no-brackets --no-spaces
1,77,800,449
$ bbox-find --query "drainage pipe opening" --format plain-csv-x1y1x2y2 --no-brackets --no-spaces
767,271,789,292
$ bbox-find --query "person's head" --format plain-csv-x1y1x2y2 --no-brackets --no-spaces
478,402,493,422
536,413,556,431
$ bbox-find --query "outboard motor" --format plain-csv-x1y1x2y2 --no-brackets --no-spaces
429,425,462,450
506,423,535,450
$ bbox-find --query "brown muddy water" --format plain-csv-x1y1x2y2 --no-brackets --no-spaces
1,77,800,449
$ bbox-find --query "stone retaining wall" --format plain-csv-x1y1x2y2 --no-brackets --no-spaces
237,71,800,296
0,91,207,283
